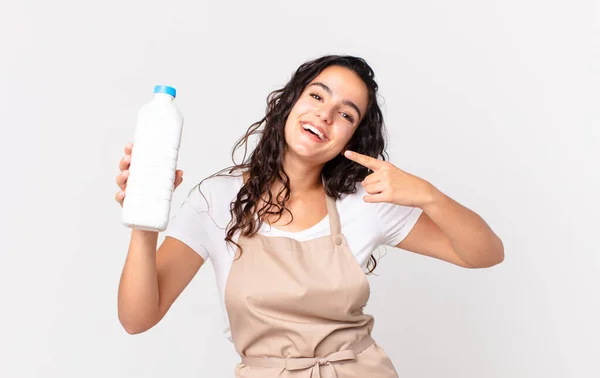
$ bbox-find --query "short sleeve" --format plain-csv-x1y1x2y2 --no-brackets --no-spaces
162,184,213,261
375,202,424,247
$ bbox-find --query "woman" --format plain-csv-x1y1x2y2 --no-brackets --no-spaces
115,55,504,377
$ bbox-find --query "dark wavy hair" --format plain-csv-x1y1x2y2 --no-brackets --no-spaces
193,55,389,274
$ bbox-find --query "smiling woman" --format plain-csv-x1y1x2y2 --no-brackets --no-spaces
116,54,503,378
284,66,368,162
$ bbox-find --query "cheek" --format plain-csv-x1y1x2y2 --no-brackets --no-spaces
285,98,313,129
332,126,356,145
291,97,314,115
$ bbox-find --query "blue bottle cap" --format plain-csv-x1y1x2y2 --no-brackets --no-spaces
153,85,177,98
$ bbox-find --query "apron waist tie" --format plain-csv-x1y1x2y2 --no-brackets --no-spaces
241,335,375,378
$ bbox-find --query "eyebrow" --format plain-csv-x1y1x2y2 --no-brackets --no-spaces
308,82,363,120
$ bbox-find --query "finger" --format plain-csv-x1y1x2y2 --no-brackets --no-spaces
124,143,133,155
174,169,184,189
116,170,129,191
362,172,380,187
344,150,384,171
119,154,131,171
363,192,386,203
115,190,125,205
363,181,386,195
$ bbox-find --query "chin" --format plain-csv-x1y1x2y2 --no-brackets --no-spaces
286,144,334,165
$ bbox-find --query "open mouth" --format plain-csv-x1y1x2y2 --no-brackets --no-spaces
300,122,327,142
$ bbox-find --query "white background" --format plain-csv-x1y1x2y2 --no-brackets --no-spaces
1,0,598,377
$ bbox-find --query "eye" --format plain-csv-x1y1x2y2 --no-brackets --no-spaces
341,112,355,123
309,93,322,101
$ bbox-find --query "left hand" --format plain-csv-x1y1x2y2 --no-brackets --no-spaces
344,150,436,208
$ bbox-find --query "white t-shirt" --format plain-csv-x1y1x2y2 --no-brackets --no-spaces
163,173,423,341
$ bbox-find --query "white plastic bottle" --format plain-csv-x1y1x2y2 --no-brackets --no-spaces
122,85,184,232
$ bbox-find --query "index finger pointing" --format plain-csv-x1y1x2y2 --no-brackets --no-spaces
344,150,384,170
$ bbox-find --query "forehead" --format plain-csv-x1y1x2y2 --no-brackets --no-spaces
308,66,368,114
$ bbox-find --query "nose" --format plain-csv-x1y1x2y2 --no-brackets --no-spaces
315,105,334,124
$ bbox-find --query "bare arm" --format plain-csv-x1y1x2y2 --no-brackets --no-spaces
117,231,204,334
115,143,202,334
397,189,504,269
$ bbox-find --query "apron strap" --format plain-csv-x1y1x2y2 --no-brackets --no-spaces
322,176,342,235
241,334,375,372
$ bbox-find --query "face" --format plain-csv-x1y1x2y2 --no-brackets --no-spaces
283,65,369,164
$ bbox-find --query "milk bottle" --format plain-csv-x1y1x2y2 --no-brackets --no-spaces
122,85,183,232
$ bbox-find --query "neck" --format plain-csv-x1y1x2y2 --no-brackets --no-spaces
274,153,324,199
153,93,174,101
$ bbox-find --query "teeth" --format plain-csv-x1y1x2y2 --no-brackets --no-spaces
302,123,325,140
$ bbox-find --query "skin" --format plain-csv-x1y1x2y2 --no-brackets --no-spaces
114,65,366,333
257,65,369,232
115,64,504,334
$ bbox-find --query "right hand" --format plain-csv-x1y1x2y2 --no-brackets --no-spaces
115,143,184,207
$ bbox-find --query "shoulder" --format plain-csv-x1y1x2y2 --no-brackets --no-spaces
337,181,423,245
336,182,384,221
192,174,242,199
183,172,244,225
338,181,419,216
197,173,244,198
338,181,366,201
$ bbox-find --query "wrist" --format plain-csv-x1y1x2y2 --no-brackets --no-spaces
420,183,445,212
131,228,159,241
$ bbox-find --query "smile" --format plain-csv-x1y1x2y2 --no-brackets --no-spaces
300,122,328,142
